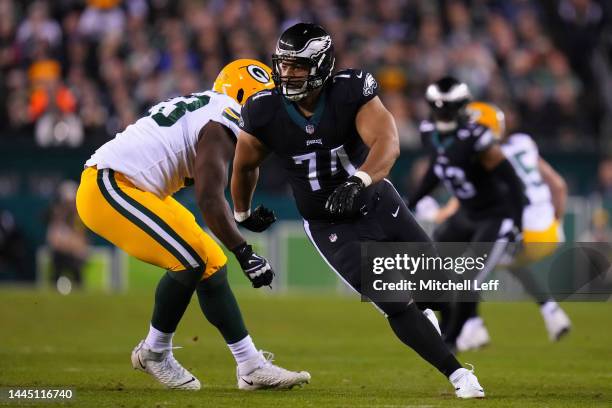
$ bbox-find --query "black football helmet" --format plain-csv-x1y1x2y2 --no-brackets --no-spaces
425,76,472,130
272,23,335,101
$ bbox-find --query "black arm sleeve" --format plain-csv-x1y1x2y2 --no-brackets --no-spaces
407,162,439,210
491,158,527,229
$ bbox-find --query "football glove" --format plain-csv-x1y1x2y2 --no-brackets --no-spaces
325,175,365,219
235,205,276,233
231,242,274,288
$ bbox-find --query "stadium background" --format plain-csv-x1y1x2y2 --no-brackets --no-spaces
0,1,611,407
0,0,611,291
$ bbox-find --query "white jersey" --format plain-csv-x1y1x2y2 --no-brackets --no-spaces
501,133,554,231
86,91,241,198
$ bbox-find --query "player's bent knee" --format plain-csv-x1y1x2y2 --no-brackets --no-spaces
377,301,411,318
167,266,207,290
197,265,229,292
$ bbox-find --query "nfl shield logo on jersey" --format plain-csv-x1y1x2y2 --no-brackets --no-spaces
329,233,338,242
305,124,315,134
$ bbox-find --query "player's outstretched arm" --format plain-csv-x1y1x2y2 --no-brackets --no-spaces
539,157,567,220
407,161,440,211
355,96,400,184
194,121,245,250
325,96,400,218
231,130,269,214
195,123,275,288
480,144,526,230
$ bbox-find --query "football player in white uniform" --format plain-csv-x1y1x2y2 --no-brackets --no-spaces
76,59,310,390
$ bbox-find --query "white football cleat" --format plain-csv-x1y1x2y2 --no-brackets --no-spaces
423,308,441,336
541,301,571,341
131,340,200,390
237,351,311,390
450,364,485,399
456,317,490,352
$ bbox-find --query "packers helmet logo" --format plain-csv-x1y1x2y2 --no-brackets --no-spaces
247,65,271,84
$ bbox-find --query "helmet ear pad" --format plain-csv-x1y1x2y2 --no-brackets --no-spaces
236,88,244,104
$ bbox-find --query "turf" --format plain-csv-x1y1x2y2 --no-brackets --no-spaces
0,288,611,407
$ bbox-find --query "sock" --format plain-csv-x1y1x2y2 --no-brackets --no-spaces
151,269,199,333
229,335,264,375
540,300,559,315
227,335,259,364
196,266,248,344
387,302,462,377
145,324,174,351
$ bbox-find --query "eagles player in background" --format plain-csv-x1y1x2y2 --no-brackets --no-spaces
433,102,571,351
76,59,310,391
231,23,485,399
408,77,527,351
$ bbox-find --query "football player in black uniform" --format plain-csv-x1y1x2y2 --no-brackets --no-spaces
230,23,485,399
408,77,527,350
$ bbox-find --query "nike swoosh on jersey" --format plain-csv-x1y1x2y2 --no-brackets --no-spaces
392,206,400,218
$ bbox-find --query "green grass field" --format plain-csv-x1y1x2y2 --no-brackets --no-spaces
0,288,611,407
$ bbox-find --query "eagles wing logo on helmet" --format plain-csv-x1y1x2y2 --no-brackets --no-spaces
276,35,332,59
363,73,377,96
300,36,332,58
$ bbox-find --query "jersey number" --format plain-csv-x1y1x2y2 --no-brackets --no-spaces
511,151,544,187
148,94,210,127
434,163,476,199
292,146,356,191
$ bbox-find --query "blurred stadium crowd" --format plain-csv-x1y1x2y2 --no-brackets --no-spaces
0,0,611,150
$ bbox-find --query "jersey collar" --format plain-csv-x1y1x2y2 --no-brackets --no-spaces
431,130,455,153
282,90,327,135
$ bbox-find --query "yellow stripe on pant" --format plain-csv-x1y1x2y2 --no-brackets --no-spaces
76,167,226,278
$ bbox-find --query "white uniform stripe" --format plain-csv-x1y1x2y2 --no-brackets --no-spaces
302,220,386,315
101,170,199,268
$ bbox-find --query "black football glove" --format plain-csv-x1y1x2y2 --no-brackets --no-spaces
231,242,274,288
236,205,276,232
325,175,365,219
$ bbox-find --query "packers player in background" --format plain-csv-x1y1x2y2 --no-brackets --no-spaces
434,102,571,351
76,59,310,391
409,77,527,351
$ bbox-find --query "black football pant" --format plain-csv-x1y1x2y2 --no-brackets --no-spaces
304,179,446,313
434,208,517,346
303,180,461,378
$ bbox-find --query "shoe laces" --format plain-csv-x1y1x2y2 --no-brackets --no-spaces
465,363,475,374
154,347,187,381
259,350,290,375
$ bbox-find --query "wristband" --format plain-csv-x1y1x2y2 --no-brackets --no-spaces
234,209,251,222
353,170,372,187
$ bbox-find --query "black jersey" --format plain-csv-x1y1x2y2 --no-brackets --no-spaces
419,119,510,216
240,69,379,221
